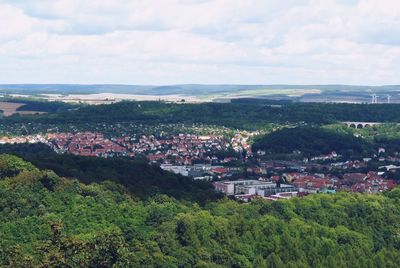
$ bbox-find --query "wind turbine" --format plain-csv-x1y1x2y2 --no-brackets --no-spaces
370,94,377,104
387,95,391,104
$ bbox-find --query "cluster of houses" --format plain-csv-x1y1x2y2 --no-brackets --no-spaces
42,132,400,200
342,172,396,193
121,133,240,165
0,131,397,201
0,132,252,170
47,132,131,157
230,132,254,156
244,156,400,175
46,132,249,165
0,135,46,144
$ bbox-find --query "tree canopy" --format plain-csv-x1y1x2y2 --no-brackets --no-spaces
1,154,400,267
252,127,370,158
4,100,400,130
0,144,221,204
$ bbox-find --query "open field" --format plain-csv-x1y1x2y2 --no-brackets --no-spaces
206,88,322,101
39,88,322,104
2,84,400,104
41,93,205,104
229,88,321,97
0,102,46,116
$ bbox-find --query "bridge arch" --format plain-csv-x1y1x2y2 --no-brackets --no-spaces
344,122,383,129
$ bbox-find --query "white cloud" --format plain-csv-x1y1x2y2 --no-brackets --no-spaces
0,3,66,41
0,0,399,84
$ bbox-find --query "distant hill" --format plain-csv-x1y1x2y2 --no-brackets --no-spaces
1,84,400,103
252,127,371,158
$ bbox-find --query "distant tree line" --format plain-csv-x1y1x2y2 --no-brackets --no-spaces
3,100,400,129
252,126,372,159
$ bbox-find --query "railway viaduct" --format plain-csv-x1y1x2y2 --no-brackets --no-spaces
343,122,383,128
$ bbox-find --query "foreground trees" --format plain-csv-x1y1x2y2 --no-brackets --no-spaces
1,155,400,267
0,144,221,204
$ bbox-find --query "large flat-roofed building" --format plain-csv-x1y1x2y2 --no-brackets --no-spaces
214,181,236,195
160,164,190,176
256,184,298,197
214,180,298,197
213,180,261,195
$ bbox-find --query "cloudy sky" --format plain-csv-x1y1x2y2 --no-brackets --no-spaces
0,0,399,85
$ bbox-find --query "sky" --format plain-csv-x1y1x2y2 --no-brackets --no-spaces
0,0,399,85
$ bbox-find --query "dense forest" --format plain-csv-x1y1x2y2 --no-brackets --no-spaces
1,155,400,267
325,123,400,154
252,127,371,158
16,100,74,113
3,100,400,129
0,144,220,204
0,98,74,113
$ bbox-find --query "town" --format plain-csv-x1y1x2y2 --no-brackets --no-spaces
1,129,398,202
